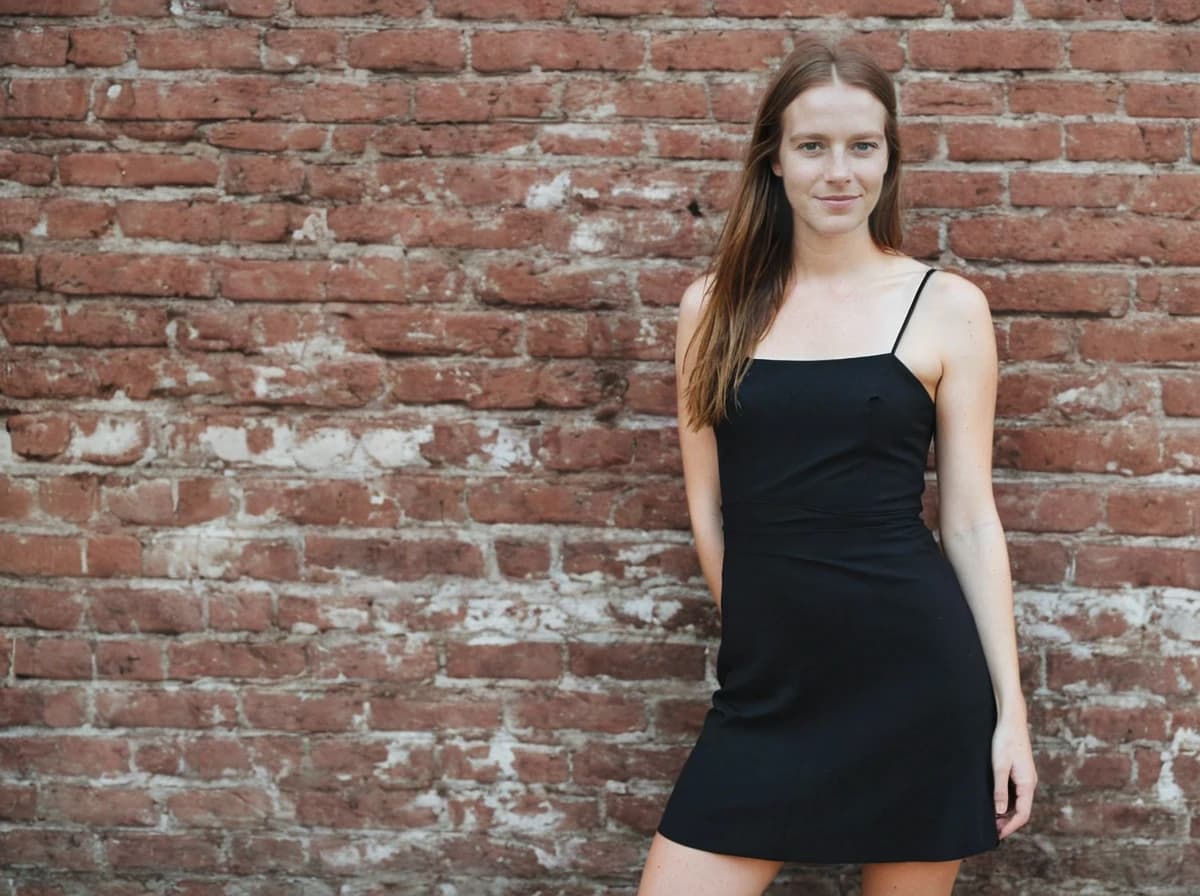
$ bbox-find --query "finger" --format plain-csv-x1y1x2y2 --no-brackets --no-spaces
999,778,1035,838
999,805,1030,839
993,766,1011,815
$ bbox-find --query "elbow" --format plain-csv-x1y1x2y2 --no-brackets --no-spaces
938,505,1003,548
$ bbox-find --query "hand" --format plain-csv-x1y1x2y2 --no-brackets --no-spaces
992,713,1037,839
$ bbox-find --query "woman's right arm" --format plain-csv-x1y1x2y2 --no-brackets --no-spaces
675,274,724,611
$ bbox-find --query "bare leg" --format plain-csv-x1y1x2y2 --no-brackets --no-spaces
861,859,962,896
637,831,785,896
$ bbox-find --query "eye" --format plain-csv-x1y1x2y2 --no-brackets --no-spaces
795,141,880,152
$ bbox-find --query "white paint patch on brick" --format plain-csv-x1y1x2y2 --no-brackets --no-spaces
542,123,612,142
315,836,404,871
1159,589,1200,644
486,734,518,777
1170,449,1197,470
293,429,356,471
251,366,288,399
478,422,534,470
291,211,329,244
185,368,213,386
569,218,613,254
1053,379,1129,415
616,593,682,625
1155,727,1198,806
614,182,679,202
637,316,659,346
73,418,142,459
325,606,370,630
525,171,570,209
465,634,517,646
106,83,122,99
199,425,250,463
273,333,348,363
361,425,433,468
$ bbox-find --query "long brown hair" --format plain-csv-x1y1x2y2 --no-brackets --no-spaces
682,36,908,431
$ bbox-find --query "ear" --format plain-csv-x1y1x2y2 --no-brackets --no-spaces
770,156,781,177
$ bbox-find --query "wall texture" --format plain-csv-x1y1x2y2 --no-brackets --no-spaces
1,2,1198,894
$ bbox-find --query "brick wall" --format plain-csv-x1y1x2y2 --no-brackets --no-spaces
1,2,1198,893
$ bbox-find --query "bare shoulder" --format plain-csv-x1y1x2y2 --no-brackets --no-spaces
925,269,995,359
676,274,717,369
679,271,717,320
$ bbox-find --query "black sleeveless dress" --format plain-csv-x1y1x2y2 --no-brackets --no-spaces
655,266,1002,864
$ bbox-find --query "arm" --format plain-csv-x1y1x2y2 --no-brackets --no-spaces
931,274,1036,836
676,275,724,610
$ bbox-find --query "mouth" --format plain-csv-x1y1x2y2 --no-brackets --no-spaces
819,195,859,201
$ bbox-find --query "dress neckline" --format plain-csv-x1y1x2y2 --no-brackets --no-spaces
750,352,891,363
747,352,936,410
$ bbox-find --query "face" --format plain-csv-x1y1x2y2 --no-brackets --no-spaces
769,80,890,234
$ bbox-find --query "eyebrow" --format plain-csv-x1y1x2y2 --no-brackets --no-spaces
789,131,884,140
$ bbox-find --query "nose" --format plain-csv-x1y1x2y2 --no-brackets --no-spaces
825,149,851,180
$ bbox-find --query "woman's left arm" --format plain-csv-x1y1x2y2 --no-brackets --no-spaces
931,274,1037,838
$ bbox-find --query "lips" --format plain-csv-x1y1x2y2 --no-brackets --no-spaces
820,195,858,201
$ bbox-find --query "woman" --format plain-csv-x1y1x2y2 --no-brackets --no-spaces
636,37,1037,896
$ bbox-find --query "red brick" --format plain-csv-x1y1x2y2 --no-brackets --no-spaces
13,638,92,679
1076,545,1200,589
437,0,568,16
994,423,1162,475
41,783,156,826
96,640,164,680
370,692,503,731
568,642,705,680
305,535,485,579
0,77,88,118
104,831,223,871
909,30,1063,71
0,686,86,727
473,28,643,72
135,28,259,70
90,588,204,634
96,689,238,729
167,640,307,680
0,828,100,871
348,29,465,73
494,538,551,579
0,27,70,65
1105,488,1196,535
512,689,646,733
445,641,561,679
1162,374,1200,416
307,638,438,681
0,736,130,777
649,30,788,71
166,787,273,828
0,586,84,629
242,690,362,732
68,26,133,66
0,784,37,821
295,787,439,828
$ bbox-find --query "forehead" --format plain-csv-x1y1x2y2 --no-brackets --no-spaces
780,82,887,137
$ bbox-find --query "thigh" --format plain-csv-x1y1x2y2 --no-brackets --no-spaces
861,859,962,896
637,831,785,896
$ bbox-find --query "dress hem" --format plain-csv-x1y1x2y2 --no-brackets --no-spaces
655,824,1003,865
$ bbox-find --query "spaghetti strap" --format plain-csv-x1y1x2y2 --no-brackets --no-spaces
891,266,937,355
